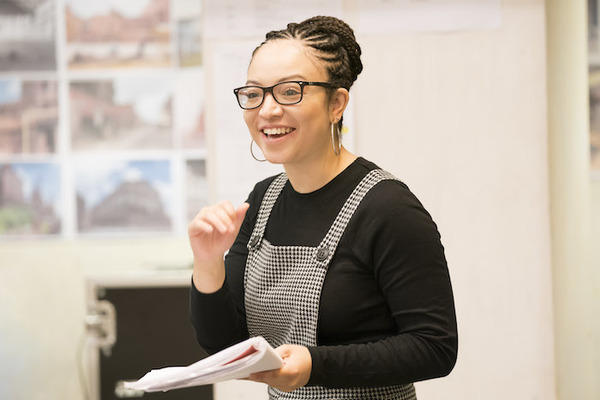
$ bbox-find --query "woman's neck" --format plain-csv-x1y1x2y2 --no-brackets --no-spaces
284,147,357,193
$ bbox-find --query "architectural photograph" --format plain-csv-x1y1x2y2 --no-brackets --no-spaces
175,0,203,67
74,158,173,234
589,68,600,170
175,71,205,149
65,0,170,69
185,158,207,222
0,80,58,155
0,162,60,236
0,0,56,71
590,1,600,171
69,78,173,151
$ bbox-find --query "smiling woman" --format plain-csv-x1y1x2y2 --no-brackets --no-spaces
241,38,350,180
188,15,457,400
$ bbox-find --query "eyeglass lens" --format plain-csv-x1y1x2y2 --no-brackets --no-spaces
237,82,303,109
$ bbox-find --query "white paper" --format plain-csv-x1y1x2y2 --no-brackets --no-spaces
124,336,283,392
204,0,343,39
356,0,502,34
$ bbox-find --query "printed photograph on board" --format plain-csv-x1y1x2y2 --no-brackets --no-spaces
175,71,204,149
74,158,173,234
65,0,170,69
589,68,600,171
185,159,207,222
0,0,56,72
174,0,202,67
0,80,58,155
0,162,61,236
69,77,173,151
589,0,600,170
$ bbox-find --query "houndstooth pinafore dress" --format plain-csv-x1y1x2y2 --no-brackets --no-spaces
244,169,417,400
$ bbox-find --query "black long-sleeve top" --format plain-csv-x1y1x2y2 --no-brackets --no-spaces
190,157,458,388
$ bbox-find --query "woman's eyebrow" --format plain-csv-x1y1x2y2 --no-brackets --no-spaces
278,74,307,82
245,74,308,86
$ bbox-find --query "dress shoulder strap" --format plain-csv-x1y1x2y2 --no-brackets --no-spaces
314,168,397,267
247,173,288,250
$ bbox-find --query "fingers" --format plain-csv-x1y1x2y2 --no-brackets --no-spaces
189,201,241,236
188,217,215,234
210,204,236,232
276,344,292,357
247,345,312,392
248,369,277,382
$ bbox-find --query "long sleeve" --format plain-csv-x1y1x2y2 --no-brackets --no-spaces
307,180,457,387
188,185,265,354
189,276,247,354
189,158,457,387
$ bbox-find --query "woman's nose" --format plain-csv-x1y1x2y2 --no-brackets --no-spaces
258,93,283,118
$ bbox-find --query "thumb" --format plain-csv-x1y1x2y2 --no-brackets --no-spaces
275,344,292,358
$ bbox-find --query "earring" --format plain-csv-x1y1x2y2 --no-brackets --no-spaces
331,121,341,156
250,139,266,162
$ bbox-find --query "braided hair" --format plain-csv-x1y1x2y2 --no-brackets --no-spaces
252,16,363,132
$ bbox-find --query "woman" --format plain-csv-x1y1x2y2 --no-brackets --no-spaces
188,16,457,400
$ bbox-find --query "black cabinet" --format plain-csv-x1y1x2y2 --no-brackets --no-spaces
86,274,213,400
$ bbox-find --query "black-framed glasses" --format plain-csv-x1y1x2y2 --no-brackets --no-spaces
233,81,336,110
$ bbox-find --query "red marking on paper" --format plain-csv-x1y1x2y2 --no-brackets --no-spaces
224,345,258,365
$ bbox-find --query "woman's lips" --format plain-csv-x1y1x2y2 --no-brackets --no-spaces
262,127,295,139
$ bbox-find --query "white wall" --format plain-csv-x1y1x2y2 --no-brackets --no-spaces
3,1,599,399
0,238,194,400
355,0,554,398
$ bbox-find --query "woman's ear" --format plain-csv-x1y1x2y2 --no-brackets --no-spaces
329,87,350,121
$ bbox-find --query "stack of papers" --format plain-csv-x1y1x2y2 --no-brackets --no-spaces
124,336,283,392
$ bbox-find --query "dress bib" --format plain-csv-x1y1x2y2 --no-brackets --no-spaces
244,169,417,400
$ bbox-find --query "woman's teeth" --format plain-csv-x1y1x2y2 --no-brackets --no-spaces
263,127,293,136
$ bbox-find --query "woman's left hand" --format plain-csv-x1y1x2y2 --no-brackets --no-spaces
247,344,312,392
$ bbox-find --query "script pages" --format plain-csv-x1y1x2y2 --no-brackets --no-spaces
124,336,283,392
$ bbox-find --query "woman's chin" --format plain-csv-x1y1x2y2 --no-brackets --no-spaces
263,154,286,165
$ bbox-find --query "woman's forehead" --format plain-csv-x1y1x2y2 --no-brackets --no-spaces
247,39,327,84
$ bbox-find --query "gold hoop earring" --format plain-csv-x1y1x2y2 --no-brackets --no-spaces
331,121,341,156
250,139,266,162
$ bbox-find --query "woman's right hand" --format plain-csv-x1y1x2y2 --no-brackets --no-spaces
188,201,249,292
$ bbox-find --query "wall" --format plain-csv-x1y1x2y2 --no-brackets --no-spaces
2,0,594,399
0,238,194,400
355,0,554,399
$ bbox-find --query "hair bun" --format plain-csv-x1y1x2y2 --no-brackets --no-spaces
301,16,363,82
256,15,363,90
